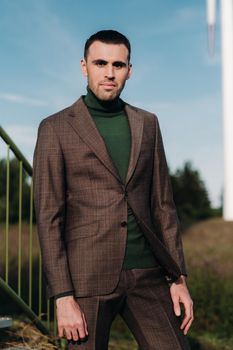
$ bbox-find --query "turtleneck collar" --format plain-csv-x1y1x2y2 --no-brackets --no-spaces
83,86,125,115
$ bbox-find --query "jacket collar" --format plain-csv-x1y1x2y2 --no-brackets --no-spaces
66,96,144,187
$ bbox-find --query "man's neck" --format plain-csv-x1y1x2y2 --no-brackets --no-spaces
84,86,124,113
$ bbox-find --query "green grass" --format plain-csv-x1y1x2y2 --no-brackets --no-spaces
109,316,138,350
1,218,233,349
183,217,233,350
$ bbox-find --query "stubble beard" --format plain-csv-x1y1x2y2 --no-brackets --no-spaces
97,89,119,101
88,81,126,101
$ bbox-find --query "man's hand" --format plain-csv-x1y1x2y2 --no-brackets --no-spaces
56,295,88,341
169,275,194,335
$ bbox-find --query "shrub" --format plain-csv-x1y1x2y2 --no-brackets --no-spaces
188,268,233,338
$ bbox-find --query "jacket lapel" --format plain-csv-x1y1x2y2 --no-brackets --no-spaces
124,103,144,185
67,97,120,182
67,97,144,187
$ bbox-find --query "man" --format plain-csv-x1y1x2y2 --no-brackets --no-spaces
33,30,193,350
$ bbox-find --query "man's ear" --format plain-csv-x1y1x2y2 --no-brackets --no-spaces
127,63,132,80
80,59,88,77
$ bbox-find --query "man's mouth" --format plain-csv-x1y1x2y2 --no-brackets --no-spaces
100,83,116,88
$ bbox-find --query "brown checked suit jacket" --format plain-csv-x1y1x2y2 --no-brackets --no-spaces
32,96,187,299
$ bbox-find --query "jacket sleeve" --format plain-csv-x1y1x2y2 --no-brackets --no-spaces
33,119,74,298
54,291,74,300
150,115,187,276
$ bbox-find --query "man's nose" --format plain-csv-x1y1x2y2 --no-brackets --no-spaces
105,65,115,79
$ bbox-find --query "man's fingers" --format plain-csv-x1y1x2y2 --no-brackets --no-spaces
82,313,89,336
180,313,190,330
63,328,72,340
58,324,84,341
170,278,194,334
77,320,86,339
71,328,79,341
56,298,88,341
180,301,194,331
58,325,64,338
172,296,181,316
183,316,194,335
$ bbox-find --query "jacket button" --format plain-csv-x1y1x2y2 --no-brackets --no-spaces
121,221,127,227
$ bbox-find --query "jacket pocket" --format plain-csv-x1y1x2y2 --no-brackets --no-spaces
65,221,99,242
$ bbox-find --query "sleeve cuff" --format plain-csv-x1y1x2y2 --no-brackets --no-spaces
54,291,74,300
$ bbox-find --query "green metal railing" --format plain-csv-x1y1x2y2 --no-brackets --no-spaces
0,125,57,338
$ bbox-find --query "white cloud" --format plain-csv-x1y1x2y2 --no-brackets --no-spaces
134,95,222,121
4,125,36,146
174,7,202,23
0,92,48,107
0,125,37,165
135,5,204,37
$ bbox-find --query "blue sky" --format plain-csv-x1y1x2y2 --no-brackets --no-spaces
0,0,222,207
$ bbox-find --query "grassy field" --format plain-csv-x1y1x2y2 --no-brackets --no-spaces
0,218,233,349
182,217,233,350
183,217,233,277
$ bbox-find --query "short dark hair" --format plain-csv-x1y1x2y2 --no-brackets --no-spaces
84,30,131,63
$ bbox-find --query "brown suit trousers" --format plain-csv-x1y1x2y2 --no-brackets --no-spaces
68,266,190,350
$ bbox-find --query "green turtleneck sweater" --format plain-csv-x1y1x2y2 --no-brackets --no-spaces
84,87,157,269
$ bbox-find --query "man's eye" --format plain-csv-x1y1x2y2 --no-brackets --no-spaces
96,61,105,67
114,63,124,68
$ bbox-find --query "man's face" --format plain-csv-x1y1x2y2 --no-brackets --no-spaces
80,40,132,101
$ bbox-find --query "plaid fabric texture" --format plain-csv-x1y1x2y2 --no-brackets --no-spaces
33,97,187,299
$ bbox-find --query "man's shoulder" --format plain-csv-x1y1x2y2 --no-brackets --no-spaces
125,102,159,122
38,105,72,130
38,96,83,130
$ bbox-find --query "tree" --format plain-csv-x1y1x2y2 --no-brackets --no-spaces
0,157,31,223
170,161,212,229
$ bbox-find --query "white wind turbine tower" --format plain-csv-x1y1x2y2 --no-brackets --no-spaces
207,0,233,220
